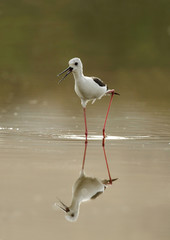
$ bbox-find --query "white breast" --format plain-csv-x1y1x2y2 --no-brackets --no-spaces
74,76,107,102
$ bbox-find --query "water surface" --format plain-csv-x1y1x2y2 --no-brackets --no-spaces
0,1,170,239
0,99,170,240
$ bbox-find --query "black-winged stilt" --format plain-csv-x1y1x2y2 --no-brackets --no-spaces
53,170,118,222
53,137,118,222
57,57,120,142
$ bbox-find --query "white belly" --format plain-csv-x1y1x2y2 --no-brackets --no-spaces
74,76,107,101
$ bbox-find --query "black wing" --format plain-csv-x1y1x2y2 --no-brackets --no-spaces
92,77,107,88
91,191,103,200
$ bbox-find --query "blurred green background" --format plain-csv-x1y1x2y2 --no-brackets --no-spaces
0,0,170,104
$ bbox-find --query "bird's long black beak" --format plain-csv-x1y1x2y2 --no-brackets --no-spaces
57,66,73,84
57,200,70,213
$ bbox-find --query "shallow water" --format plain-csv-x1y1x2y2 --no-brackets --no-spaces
0,99,170,240
1,0,170,239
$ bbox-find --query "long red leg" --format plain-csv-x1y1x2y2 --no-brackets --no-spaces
83,107,88,143
82,140,88,170
103,90,114,145
102,143,112,184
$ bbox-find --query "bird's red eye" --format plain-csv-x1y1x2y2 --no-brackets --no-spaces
75,62,78,66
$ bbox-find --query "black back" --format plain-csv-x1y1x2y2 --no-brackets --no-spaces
92,77,106,87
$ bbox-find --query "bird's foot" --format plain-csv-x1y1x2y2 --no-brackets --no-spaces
85,132,88,144
103,128,106,138
102,129,107,146
102,137,105,147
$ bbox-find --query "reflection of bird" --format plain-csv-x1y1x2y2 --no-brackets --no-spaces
57,57,120,141
53,170,118,222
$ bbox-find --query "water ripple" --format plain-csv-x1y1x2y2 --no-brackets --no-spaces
57,134,150,141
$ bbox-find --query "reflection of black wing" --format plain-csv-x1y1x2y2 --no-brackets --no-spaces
92,77,106,87
91,191,103,200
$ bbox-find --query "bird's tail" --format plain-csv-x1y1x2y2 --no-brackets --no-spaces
102,178,118,185
106,89,120,96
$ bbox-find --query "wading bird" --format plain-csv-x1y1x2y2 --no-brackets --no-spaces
53,170,118,222
58,58,119,142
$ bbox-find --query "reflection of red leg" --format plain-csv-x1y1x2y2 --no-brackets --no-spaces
103,144,112,185
83,108,88,143
82,140,88,170
103,90,114,139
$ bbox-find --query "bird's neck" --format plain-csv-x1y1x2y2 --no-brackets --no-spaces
72,70,84,82
70,197,80,213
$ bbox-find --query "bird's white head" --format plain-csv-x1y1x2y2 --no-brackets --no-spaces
54,199,79,222
68,57,83,74
57,57,83,84
65,209,79,222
